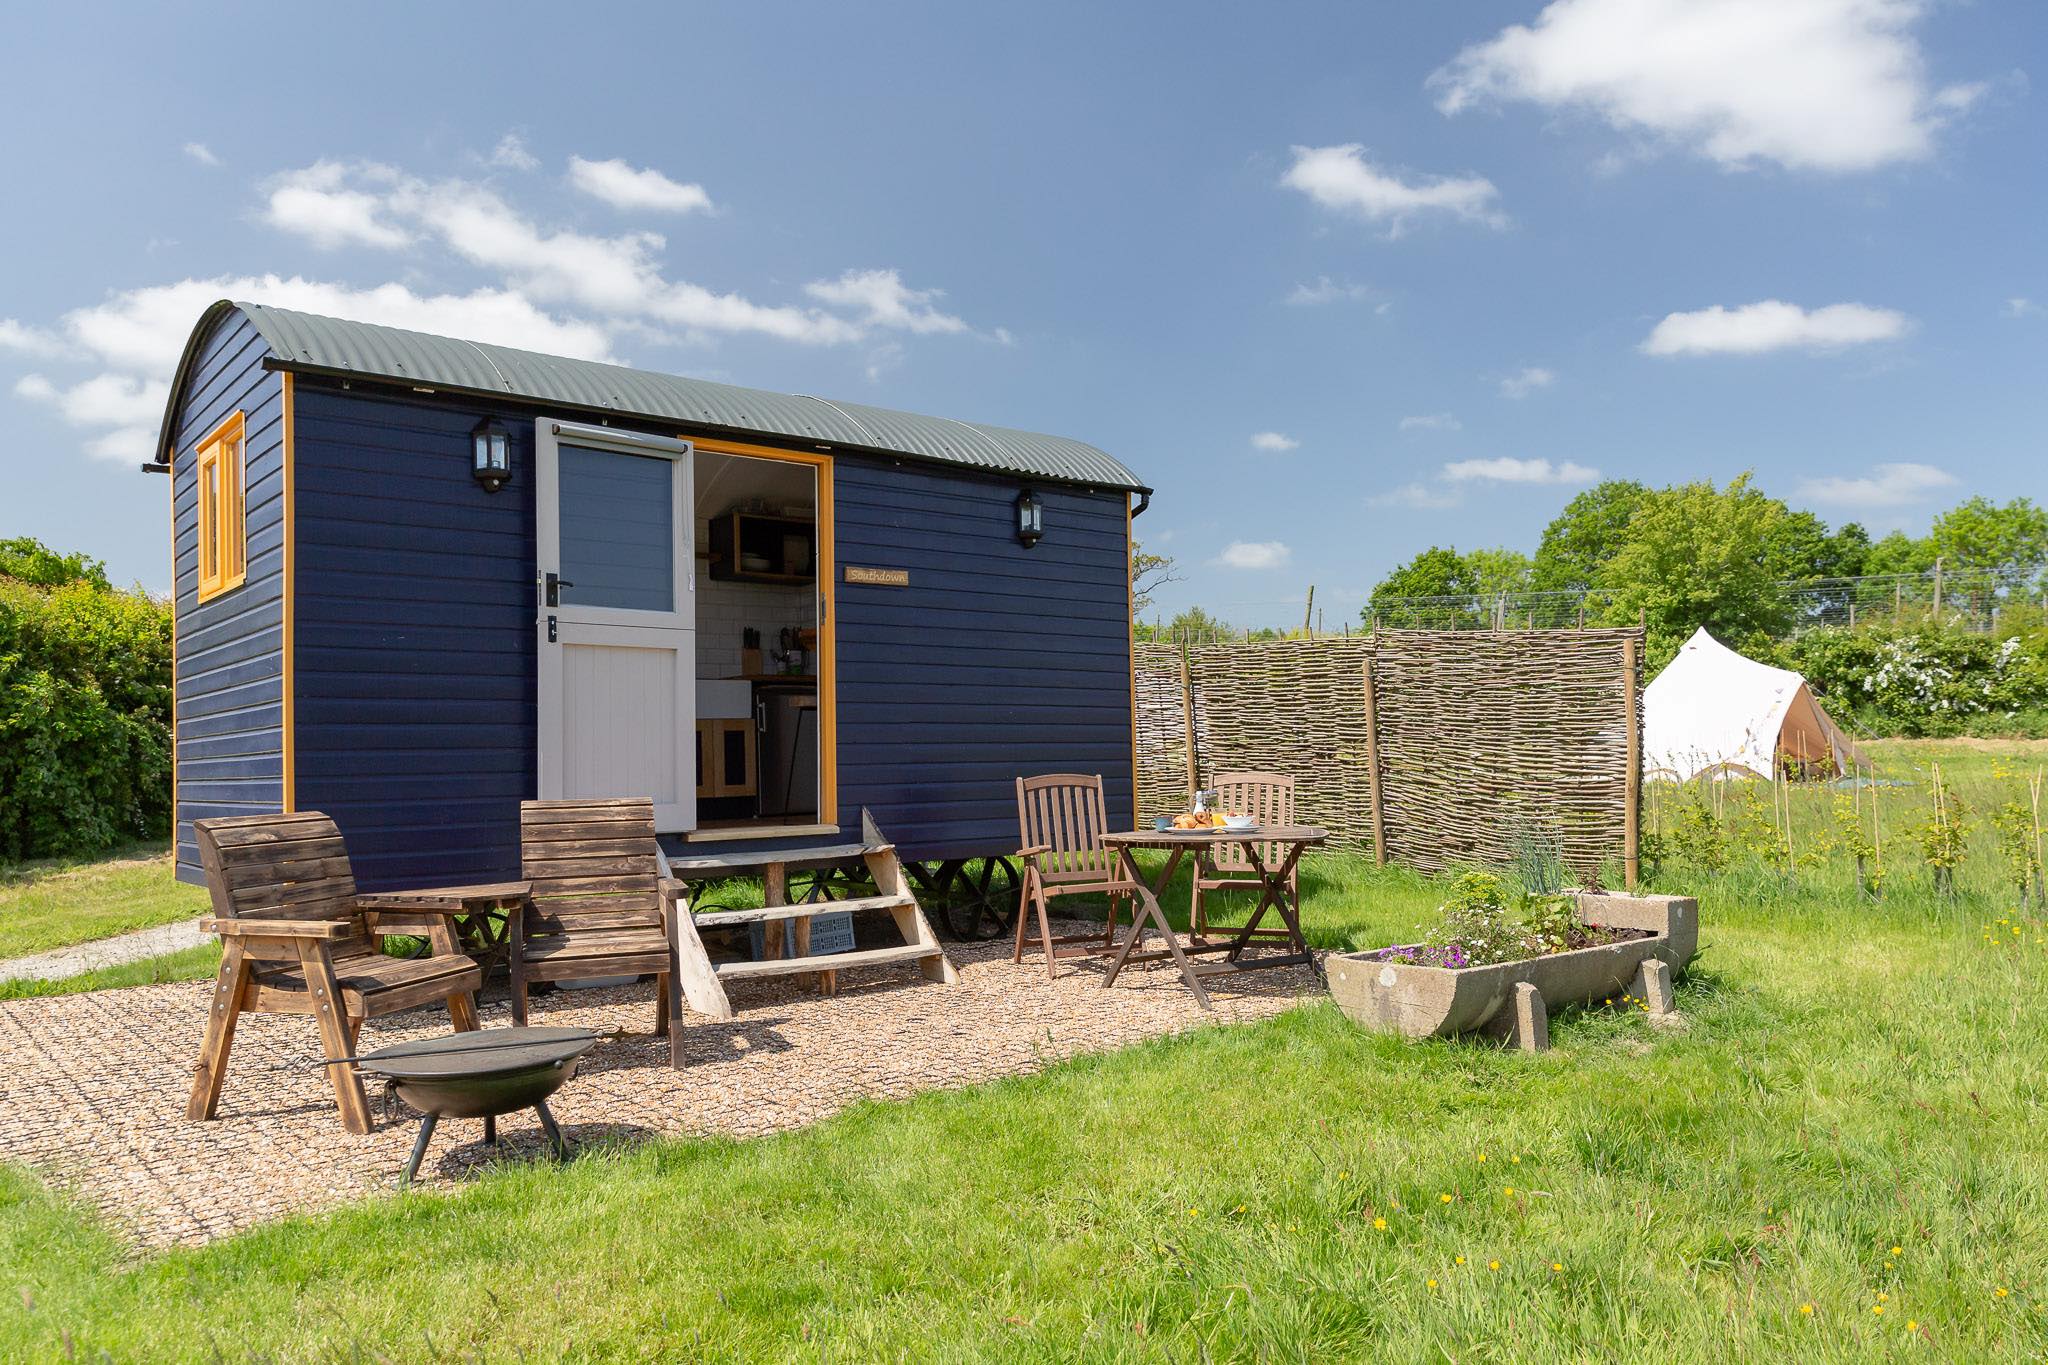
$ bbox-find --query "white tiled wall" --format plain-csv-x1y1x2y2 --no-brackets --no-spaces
696,574,813,678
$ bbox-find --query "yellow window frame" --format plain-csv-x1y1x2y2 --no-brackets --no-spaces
195,410,247,602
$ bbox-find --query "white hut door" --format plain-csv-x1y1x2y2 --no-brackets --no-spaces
535,421,697,831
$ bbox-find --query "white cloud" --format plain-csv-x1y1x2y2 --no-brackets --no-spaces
1796,461,1956,508
804,269,968,336
1250,431,1299,453
2006,297,2041,319
1367,482,1462,510
488,134,540,172
1432,0,1982,173
262,161,413,250
1443,457,1599,485
1215,541,1292,570
567,156,714,215
1499,366,1555,398
1399,413,1461,432
1281,145,1503,234
1641,300,1908,356
1285,276,1374,306
182,142,220,167
0,319,75,359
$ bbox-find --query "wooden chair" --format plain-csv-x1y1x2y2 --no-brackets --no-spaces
1190,771,1300,944
514,798,685,1068
187,812,483,1135
1012,773,1139,979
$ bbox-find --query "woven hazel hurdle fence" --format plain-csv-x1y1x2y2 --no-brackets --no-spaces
1133,629,1643,884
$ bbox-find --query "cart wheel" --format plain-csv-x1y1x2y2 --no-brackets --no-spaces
790,864,872,904
935,857,1020,941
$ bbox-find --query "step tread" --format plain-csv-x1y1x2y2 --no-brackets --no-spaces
694,895,914,928
714,941,940,980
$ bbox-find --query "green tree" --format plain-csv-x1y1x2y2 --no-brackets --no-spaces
1929,496,2048,575
1766,511,1869,581
1369,547,1476,608
1530,481,1647,591
1466,547,1534,598
1864,529,1937,576
0,536,111,590
1595,473,1791,663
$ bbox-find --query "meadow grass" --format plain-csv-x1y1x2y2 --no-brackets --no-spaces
0,844,205,961
0,739,2043,1361
0,942,219,1001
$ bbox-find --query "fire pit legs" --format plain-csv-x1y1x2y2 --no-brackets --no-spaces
535,1100,568,1161
401,1114,440,1187
483,1113,497,1146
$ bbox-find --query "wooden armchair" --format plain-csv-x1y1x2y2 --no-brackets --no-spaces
1012,773,1139,979
1191,771,1300,944
514,798,684,1068
187,812,483,1135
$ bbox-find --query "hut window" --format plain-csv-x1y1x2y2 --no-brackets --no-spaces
195,411,247,602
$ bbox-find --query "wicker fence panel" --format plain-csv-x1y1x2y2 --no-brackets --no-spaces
1132,630,1640,876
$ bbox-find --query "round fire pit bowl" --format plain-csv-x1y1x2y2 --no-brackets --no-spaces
356,1026,599,1186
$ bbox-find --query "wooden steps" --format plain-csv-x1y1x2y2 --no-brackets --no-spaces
667,816,957,1021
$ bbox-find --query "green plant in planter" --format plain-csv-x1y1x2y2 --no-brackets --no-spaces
1423,872,1539,967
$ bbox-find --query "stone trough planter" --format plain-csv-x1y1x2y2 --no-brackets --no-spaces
1326,891,1699,1051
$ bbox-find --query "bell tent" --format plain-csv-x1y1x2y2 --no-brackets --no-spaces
1642,628,1869,782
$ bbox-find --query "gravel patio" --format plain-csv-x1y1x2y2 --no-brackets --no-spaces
0,927,1319,1249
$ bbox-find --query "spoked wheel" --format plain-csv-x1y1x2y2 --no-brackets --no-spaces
924,857,1021,942
789,863,873,904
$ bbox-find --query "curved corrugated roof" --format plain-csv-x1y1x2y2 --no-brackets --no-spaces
162,301,1145,491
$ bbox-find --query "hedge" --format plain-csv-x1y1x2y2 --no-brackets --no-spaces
1774,622,2048,738
0,576,172,860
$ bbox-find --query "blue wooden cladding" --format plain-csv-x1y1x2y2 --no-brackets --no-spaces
169,305,1137,886
170,312,284,877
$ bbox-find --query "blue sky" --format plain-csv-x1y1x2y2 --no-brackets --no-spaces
2,1,2042,625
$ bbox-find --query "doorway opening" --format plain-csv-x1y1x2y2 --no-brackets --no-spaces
691,446,831,836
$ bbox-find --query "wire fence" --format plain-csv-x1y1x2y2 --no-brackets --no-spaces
1366,566,2048,634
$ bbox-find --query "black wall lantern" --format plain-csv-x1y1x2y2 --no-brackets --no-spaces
1015,487,1044,548
471,418,512,492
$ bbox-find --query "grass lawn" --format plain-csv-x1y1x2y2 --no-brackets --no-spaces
0,843,205,962
0,740,2044,1360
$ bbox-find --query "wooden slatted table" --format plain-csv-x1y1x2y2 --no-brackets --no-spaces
356,881,532,980
1098,826,1327,1010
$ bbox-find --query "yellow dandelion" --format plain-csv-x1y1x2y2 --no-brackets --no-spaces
1338,1171,1349,1181
1488,1260,1500,1271
1232,1203,1246,1214
1891,1246,1903,1256
1373,1217,1388,1230
1906,1320,1917,1331
1504,1186,1516,1196
1455,1256,1466,1266
1551,1262,1564,1273
1427,1278,1438,1289
1476,1153,1487,1163
1873,1305,1884,1316
1440,1193,1454,1204
1996,1287,2009,1298
1511,1155,1521,1165
1799,1303,1815,1316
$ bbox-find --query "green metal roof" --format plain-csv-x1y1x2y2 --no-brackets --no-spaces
163,300,1146,492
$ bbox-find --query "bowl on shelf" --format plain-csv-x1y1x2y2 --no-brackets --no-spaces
739,553,773,572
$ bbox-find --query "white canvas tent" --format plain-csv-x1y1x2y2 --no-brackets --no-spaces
1643,628,1869,782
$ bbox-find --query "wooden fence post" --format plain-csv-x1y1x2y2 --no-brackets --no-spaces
1177,632,1198,801
1622,633,1641,890
1363,652,1388,866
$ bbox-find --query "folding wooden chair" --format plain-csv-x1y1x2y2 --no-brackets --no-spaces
1190,771,1300,945
1012,773,1138,979
187,812,483,1135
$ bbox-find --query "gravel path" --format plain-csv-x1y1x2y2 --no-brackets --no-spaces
0,923,1321,1248
0,917,210,984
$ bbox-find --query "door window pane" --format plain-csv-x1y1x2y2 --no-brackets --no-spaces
559,444,674,611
